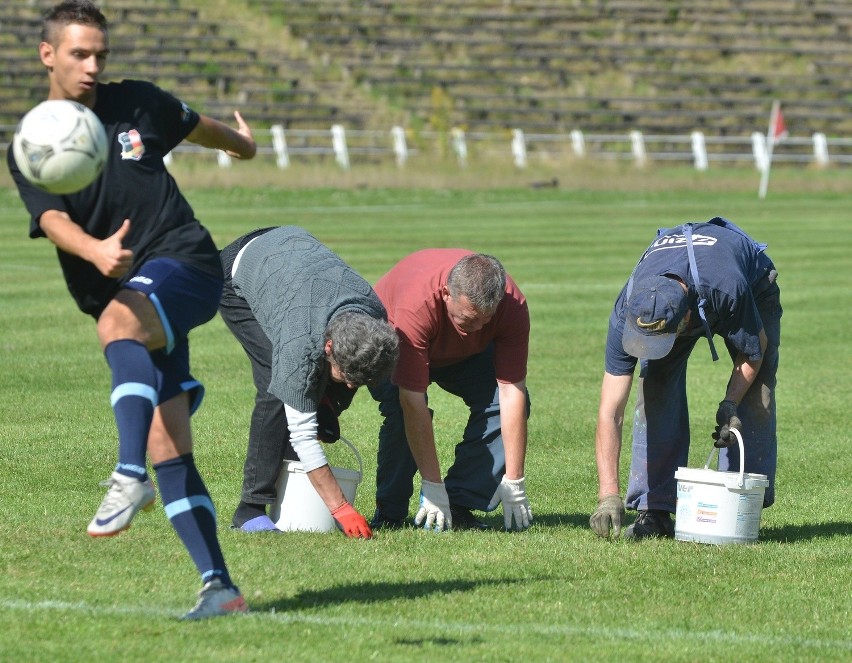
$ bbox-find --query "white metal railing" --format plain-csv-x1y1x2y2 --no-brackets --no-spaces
2,124,850,171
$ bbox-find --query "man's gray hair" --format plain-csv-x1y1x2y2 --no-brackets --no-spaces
326,311,399,387
447,253,507,312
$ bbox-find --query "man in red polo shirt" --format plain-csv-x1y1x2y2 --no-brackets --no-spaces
369,250,532,531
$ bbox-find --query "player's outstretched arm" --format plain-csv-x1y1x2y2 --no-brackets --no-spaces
40,212,133,278
186,110,256,160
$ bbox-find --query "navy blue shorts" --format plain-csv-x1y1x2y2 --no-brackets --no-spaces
124,258,224,414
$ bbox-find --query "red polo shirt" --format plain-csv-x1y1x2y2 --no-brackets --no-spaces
375,249,529,392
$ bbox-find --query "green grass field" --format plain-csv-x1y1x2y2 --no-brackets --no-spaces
0,177,849,662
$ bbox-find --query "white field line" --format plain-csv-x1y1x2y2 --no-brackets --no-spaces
0,202,562,216
188,197,680,217
1,598,850,652
196,201,585,215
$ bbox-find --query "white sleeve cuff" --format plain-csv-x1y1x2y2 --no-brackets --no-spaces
284,404,328,472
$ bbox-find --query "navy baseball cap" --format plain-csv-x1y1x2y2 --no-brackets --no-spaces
622,275,689,359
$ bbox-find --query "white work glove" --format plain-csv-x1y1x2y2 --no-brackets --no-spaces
415,479,452,532
487,476,532,531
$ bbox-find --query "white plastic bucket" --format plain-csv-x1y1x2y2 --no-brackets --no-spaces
270,437,362,532
674,429,769,545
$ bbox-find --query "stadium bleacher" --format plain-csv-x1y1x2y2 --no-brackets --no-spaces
1,0,850,143
250,0,851,135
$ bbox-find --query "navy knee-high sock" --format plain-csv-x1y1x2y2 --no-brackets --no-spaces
105,340,157,481
154,454,233,588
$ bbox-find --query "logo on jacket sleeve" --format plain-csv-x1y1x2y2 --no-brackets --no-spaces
117,129,145,161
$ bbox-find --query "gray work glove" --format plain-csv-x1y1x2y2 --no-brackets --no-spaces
712,399,743,448
589,494,625,539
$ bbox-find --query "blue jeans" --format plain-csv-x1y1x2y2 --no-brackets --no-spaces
626,283,781,512
369,347,531,520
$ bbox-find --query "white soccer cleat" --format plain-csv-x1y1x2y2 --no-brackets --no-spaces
87,471,156,537
181,579,249,620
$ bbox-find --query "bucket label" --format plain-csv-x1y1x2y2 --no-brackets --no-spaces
675,478,765,544
694,500,718,523
734,494,763,535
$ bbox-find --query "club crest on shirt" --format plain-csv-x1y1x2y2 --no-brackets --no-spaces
117,129,145,161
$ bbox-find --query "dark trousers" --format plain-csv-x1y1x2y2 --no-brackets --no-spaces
626,282,782,512
369,346,531,520
219,274,294,505
219,236,354,507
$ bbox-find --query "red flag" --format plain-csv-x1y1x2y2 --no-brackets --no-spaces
772,106,788,143
759,101,786,199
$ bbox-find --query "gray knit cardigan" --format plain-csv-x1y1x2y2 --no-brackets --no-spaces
232,226,386,411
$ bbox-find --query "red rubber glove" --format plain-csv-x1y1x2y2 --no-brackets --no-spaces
331,502,373,539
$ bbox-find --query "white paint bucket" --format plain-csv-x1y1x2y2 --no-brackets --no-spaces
270,437,362,533
674,429,769,545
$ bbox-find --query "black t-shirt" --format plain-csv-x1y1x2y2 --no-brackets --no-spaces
7,80,222,318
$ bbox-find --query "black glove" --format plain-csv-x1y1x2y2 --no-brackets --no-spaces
712,399,742,448
317,396,340,443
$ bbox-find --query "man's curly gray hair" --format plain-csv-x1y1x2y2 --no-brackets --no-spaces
326,311,399,387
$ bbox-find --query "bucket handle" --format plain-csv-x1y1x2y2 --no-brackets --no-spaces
338,436,363,478
703,428,746,488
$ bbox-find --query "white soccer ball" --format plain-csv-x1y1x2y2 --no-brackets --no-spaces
13,99,108,194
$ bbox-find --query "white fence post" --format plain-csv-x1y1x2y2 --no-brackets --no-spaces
217,150,232,168
570,129,586,157
630,130,647,166
270,124,290,169
451,127,468,166
119,126,852,170
331,124,350,170
391,126,408,167
511,129,527,168
812,132,829,167
751,132,768,172
691,131,708,171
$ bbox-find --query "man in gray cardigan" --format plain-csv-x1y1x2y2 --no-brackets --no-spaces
219,226,399,535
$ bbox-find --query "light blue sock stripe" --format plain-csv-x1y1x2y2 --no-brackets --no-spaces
110,383,158,407
115,462,147,476
148,293,175,354
163,495,217,522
